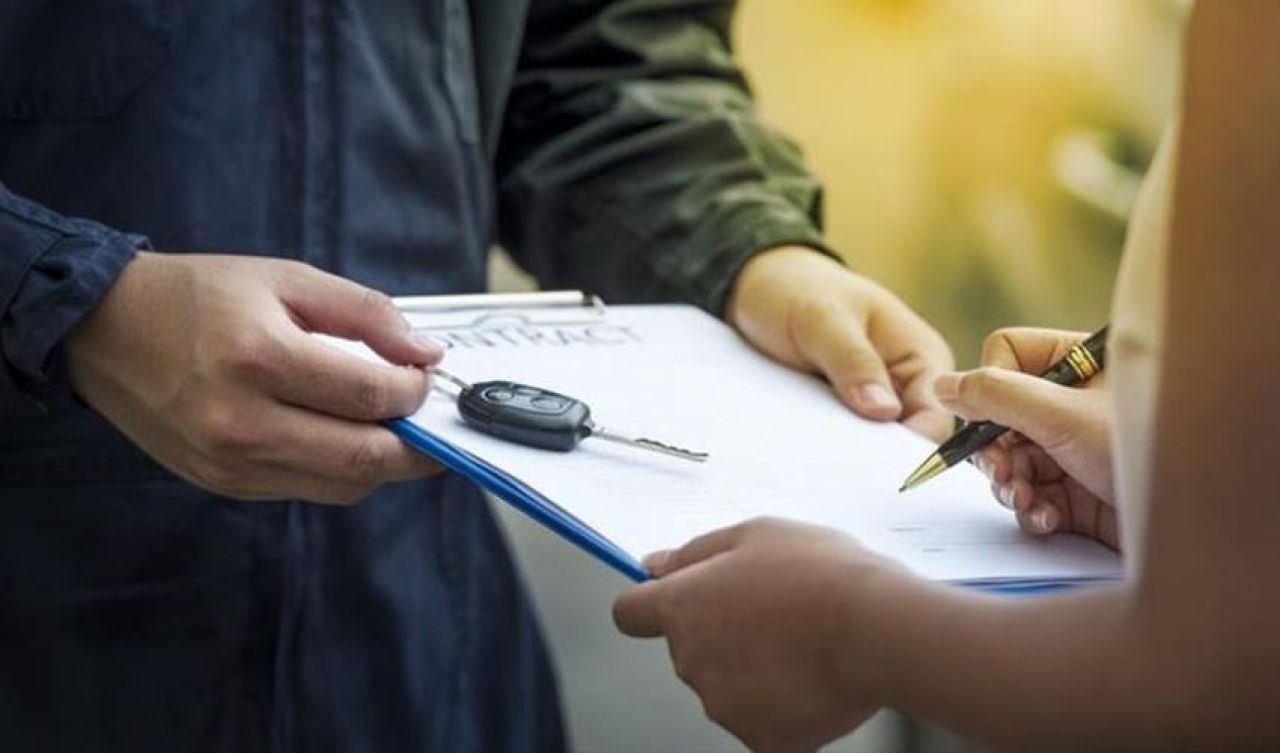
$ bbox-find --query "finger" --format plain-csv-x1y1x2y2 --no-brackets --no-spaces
1021,501,1061,536
1037,482,1119,550
980,327,1090,374
993,480,1014,511
253,441,437,505
661,524,749,574
975,446,1010,484
1004,475,1043,517
275,264,443,367
1060,483,1106,540
1095,504,1121,551
185,453,379,507
1010,480,1071,536
995,430,1026,453
1009,444,1038,487
274,335,432,421
932,368,1080,451
262,405,441,485
642,549,679,577
1009,443,1065,486
1009,477,1034,515
613,581,667,638
792,307,902,420
901,406,954,443
888,338,955,441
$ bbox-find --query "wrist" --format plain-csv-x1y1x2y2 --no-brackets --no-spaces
65,251,162,379
728,246,842,323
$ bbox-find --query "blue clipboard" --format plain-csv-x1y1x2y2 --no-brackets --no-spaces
390,418,651,582
389,292,1113,595
390,418,1110,594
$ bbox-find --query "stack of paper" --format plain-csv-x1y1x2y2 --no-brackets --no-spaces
332,303,1123,593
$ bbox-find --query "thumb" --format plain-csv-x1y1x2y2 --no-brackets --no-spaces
276,265,443,367
933,368,1080,451
643,522,748,578
613,580,667,638
794,310,901,420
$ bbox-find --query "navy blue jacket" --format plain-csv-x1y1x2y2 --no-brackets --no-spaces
0,1,826,751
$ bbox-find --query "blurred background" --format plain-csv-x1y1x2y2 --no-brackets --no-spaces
736,0,1182,363
491,1,1184,750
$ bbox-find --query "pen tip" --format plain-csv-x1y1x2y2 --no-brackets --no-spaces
898,452,948,494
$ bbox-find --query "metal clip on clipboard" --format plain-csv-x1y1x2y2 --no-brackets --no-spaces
396,289,604,316
395,290,607,339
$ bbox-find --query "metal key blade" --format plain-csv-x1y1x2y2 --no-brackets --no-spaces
431,367,472,396
585,421,709,464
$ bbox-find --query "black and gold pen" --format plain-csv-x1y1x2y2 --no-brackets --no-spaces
898,326,1110,493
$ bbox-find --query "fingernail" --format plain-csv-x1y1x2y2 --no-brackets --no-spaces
1032,508,1053,534
857,383,901,413
643,550,674,575
998,485,1015,510
414,332,445,361
932,372,961,402
976,457,991,476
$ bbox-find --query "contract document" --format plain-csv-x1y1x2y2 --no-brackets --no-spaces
336,302,1122,591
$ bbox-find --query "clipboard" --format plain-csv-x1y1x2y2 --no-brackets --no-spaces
376,293,1121,595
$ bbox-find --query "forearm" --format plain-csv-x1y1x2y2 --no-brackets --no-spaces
857,575,1257,751
498,0,831,314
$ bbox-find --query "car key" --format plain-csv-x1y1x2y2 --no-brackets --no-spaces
432,369,708,463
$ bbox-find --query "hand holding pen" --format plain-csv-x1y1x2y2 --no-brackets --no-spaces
905,328,1120,550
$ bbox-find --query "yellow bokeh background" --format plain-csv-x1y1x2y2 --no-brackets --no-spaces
736,0,1182,363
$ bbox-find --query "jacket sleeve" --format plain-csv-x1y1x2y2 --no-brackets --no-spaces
496,0,833,315
0,180,145,402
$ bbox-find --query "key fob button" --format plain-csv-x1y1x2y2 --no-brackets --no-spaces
482,387,515,403
532,396,567,412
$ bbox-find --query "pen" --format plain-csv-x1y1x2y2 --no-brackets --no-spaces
898,326,1110,493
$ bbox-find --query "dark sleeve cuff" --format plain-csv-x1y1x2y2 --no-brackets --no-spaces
0,188,147,403
682,206,842,319
590,184,842,318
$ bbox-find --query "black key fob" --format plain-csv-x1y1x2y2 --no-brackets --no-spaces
457,381,593,452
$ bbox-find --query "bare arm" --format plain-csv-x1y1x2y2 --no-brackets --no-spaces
877,4,1280,748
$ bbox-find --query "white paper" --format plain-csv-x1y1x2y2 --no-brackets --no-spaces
336,304,1122,585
